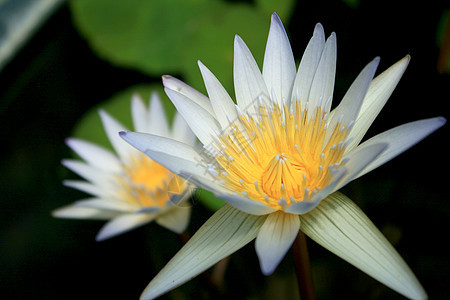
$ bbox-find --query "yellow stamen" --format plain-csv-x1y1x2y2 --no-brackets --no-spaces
117,152,188,209
215,101,350,210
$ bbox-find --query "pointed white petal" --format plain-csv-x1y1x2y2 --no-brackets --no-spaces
292,23,325,107
182,173,277,216
307,33,336,114
164,87,221,147
131,93,148,133
66,138,121,173
300,192,427,300
120,131,208,178
262,12,296,106
335,142,388,189
148,92,170,136
198,61,238,129
155,206,191,234
346,56,410,150
62,159,114,187
171,112,197,145
75,198,140,212
162,75,215,116
140,204,266,300
52,204,119,220
255,211,300,275
63,180,109,198
326,57,380,142
99,109,130,161
234,35,269,114
96,213,156,241
351,117,446,179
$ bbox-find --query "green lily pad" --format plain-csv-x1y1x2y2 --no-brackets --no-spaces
195,189,226,211
70,0,294,92
182,4,269,93
255,0,296,21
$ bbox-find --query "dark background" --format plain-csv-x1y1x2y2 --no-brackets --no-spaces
0,0,448,299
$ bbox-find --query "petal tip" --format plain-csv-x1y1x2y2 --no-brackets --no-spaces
161,75,175,88
436,116,447,126
315,22,324,30
65,137,76,147
271,12,282,23
234,34,245,46
118,130,128,138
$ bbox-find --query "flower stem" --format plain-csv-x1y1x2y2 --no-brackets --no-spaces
211,256,230,291
292,230,315,300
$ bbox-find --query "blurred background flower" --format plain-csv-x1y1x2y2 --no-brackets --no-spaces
53,92,196,241
0,0,448,299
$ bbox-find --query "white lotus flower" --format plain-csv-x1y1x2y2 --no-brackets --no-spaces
53,92,196,241
121,13,445,299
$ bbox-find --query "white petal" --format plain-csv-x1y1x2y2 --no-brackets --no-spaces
255,211,300,275
346,55,410,150
182,173,277,216
52,204,119,220
120,131,208,178
351,117,446,179
300,192,427,300
336,142,388,189
262,12,296,106
96,213,156,241
99,109,130,161
198,61,238,129
148,92,170,136
234,35,270,114
164,87,221,147
131,93,148,133
162,75,215,116
291,23,325,108
171,112,197,145
140,204,266,300
75,198,140,213
326,57,380,143
62,159,114,188
65,138,121,173
63,180,108,198
155,206,191,234
307,32,336,114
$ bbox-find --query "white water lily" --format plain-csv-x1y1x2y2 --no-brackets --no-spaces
53,92,196,241
122,13,445,299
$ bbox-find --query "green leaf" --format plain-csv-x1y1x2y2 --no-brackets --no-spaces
195,188,226,211
70,0,294,92
183,4,269,94
254,0,296,21
436,10,450,74
70,0,210,75
341,0,360,9
0,0,65,71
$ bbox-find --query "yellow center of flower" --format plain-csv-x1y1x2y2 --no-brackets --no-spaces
118,152,188,209
214,100,351,210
